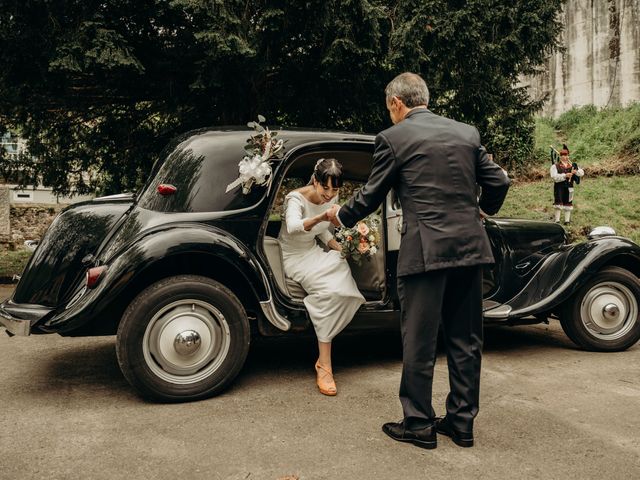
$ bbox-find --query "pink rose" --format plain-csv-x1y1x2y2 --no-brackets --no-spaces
357,222,370,236
358,242,370,254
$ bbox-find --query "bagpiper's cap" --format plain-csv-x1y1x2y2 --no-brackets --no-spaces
560,144,570,155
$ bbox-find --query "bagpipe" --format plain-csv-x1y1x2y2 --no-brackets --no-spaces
550,145,581,185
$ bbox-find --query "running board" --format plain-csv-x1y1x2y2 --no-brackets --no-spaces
482,303,512,319
259,300,291,331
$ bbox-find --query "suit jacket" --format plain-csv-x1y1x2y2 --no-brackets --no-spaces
338,108,510,277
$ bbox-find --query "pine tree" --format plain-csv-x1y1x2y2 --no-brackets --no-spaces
0,0,563,194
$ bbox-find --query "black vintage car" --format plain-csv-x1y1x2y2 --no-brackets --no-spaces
2,128,640,402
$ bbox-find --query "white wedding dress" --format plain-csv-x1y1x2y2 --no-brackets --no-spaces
279,191,365,342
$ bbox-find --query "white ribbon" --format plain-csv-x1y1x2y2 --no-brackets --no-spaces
226,127,284,195
226,154,273,194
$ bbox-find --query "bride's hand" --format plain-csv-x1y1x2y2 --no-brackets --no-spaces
328,239,342,252
326,204,340,223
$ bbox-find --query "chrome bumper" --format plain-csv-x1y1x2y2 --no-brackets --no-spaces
0,306,31,336
0,300,52,336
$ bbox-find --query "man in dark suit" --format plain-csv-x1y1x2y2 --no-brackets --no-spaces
328,72,510,449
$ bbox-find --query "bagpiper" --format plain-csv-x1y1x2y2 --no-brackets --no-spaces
550,144,584,224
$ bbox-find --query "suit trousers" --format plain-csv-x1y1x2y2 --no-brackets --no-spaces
397,265,484,432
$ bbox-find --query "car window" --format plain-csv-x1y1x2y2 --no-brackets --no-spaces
268,149,376,222
270,179,365,220
138,131,268,213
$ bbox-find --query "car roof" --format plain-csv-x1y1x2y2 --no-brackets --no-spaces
175,126,374,149
151,127,375,177
138,127,376,214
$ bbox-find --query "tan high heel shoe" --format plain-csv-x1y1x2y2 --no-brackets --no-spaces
315,360,337,396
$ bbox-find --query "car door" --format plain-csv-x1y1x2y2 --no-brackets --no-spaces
384,190,501,306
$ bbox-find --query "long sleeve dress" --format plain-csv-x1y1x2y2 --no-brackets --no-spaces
278,191,365,342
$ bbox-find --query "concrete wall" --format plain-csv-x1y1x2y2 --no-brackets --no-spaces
3,184,93,205
525,0,640,117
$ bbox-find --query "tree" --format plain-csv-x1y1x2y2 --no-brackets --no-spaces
0,0,563,195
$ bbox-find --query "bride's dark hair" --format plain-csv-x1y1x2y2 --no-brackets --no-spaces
310,158,344,187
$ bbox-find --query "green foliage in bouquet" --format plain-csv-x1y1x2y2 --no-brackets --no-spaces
335,215,382,266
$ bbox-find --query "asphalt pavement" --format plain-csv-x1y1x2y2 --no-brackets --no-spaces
1,284,639,480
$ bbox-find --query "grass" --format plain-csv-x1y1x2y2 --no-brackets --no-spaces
533,116,562,163
533,103,640,169
499,175,640,244
0,249,32,280
556,104,640,165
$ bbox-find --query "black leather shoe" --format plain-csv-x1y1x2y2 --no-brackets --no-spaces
435,417,474,447
382,421,437,449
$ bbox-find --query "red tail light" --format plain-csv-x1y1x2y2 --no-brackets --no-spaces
86,266,108,289
157,184,177,196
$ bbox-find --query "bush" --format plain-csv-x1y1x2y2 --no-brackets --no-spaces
532,116,560,166
489,111,536,174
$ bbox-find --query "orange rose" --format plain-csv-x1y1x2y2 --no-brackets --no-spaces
358,242,370,254
346,235,353,242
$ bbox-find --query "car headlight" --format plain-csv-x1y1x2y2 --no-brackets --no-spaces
587,226,616,239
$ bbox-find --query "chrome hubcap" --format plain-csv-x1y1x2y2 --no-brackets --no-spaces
174,330,202,356
580,282,638,340
143,299,231,384
602,303,620,321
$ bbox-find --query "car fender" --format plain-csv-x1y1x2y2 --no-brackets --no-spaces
504,236,640,318
40,225,273,333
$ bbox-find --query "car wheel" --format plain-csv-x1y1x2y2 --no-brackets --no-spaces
560,266,640,352
116,275,250,401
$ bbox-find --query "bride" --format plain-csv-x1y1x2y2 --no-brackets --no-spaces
278,158,365,396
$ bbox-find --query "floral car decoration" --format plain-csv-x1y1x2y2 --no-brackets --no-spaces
226,115,285,195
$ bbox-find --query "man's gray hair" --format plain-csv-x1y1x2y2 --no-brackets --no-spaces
385,72,429,108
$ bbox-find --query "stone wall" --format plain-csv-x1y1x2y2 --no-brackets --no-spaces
0,187,9,237
524,0,640,117
0,202,62,250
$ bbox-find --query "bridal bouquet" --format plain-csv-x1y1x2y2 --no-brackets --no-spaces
335,214,382,266
226,115,285,195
